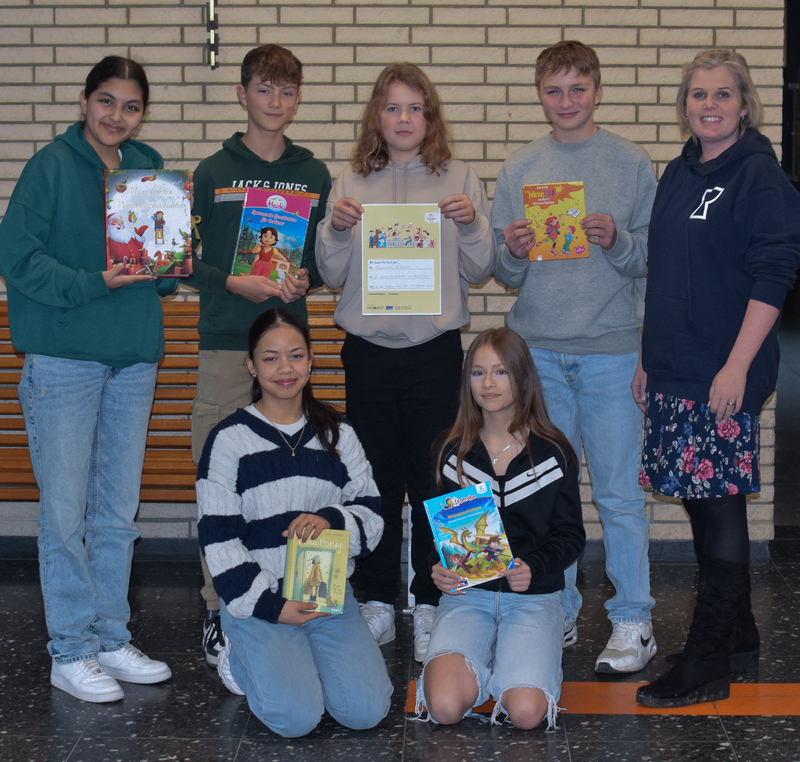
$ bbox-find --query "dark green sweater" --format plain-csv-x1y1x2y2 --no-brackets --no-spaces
0,122,176,367
187,134,331,350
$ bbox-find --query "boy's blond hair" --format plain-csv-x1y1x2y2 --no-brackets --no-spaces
535,40,601,89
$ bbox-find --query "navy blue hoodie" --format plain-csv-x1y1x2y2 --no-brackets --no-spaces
642,129,800,413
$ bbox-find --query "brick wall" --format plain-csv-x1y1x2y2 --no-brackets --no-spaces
0,0,784,550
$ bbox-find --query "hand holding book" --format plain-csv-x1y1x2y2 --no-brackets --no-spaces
282,513,331,543
500,558,531,592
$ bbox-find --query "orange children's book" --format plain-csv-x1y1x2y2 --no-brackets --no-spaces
104,169,193,277
523,181,589,262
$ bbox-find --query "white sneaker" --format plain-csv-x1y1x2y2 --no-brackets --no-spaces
412,604,437,662
563,620,578,649
51,658,124,703
359,601,396,645
595,621,657,674
217,640,245,696
97,644,172,684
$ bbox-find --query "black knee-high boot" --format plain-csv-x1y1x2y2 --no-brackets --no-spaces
665,562,760,672
637,556,748,707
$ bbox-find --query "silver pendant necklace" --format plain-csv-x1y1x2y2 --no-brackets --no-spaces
263,415,306,457
486,440,518,465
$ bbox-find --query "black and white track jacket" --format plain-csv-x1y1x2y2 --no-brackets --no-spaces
430,433,586,595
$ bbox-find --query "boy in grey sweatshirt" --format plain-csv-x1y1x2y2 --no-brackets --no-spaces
492,40,657,675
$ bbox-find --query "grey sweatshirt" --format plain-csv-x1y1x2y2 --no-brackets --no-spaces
493,128,656,355
316,156,495,349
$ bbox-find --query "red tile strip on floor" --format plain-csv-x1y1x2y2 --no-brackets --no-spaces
405,680,800,716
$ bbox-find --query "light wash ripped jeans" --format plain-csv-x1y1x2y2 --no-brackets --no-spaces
416,587,564,730
19,354,157,663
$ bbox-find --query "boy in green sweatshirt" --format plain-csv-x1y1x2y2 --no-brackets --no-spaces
186,44,331,667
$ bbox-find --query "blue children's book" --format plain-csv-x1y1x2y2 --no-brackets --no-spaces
423,481,514,590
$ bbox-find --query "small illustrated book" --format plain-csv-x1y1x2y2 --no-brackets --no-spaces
104,169,192,277
423,481,514,589
230,188,316,283
523,181,589,261
282,528,350,615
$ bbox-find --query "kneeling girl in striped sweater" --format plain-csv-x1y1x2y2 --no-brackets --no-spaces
196,308,392,738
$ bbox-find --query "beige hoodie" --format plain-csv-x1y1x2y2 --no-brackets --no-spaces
316,156,495,349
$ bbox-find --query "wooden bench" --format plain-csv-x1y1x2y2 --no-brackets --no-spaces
0,299,344,503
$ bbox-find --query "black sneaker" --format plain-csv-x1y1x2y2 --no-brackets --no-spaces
203,610,226,667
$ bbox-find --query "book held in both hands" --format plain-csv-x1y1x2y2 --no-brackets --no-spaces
230,188,317,284
104,169,193,277
423,481,514,590
282,528,350,615
523,181,589,262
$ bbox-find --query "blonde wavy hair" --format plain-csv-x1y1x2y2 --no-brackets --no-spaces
351,63,452,177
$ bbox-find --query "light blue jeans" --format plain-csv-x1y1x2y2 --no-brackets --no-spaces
416,588,564,729
530,349,654,624
220,584,393,738
18,354,157,663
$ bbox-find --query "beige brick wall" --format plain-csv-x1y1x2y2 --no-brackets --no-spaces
0,1,784,547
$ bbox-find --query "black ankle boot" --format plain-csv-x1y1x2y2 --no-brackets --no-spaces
637,556,747,708
664,564,759,673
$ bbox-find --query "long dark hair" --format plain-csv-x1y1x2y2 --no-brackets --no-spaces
435,327,577,488
84,56,150,110
248,308,340,457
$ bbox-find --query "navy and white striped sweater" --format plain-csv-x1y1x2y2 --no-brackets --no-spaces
197,407,383,623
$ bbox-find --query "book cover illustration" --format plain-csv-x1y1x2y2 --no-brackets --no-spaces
282,528,351,615
104,169,192,277
361,203,442,315
523,181,589,262
230,188,316,284
423,481,514,590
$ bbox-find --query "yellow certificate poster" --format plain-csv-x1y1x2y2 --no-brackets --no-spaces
361,204,441,315
523,181,589,261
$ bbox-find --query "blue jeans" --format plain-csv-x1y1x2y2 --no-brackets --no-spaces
220,584,393,738
416,588,564,729
18,355,157,663
530,349,654,624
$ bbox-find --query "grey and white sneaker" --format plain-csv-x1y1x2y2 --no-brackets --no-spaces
359,601,396,645
203,610,226,667
412,604,436,662
595,621,657,674
563,619,578,649
217,641,245,696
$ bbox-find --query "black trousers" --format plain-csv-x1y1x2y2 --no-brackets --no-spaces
342,330,463,606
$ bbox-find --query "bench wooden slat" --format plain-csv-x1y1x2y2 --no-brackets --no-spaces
0,299,345,503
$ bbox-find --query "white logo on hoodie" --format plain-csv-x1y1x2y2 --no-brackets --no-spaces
690,187,725,220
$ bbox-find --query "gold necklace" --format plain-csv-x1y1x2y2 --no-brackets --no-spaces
264,416,306,457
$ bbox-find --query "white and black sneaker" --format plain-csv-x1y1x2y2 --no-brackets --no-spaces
203,610,226,667
595,621,657,674
563,619,578,649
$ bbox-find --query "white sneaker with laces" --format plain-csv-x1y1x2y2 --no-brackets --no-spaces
359,600,396,645
217,641,245,696
563,619,578,649
97,644,172,684
595,621,657,674
51,658,124,703
412,604,437,662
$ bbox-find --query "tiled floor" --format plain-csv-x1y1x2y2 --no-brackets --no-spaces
2,310,799,761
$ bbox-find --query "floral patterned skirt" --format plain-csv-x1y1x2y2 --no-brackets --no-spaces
639,393,760,499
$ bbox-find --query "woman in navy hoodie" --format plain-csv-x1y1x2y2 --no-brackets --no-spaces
632,50,800,708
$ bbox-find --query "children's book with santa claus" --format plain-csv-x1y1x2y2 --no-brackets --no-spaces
230,188,317,284
105,169,193,277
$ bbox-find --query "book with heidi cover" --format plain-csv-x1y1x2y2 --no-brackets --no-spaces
230,188,317,284
104,169,193,277
523,181,589,262
423,481,514,590
282,528,350,615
